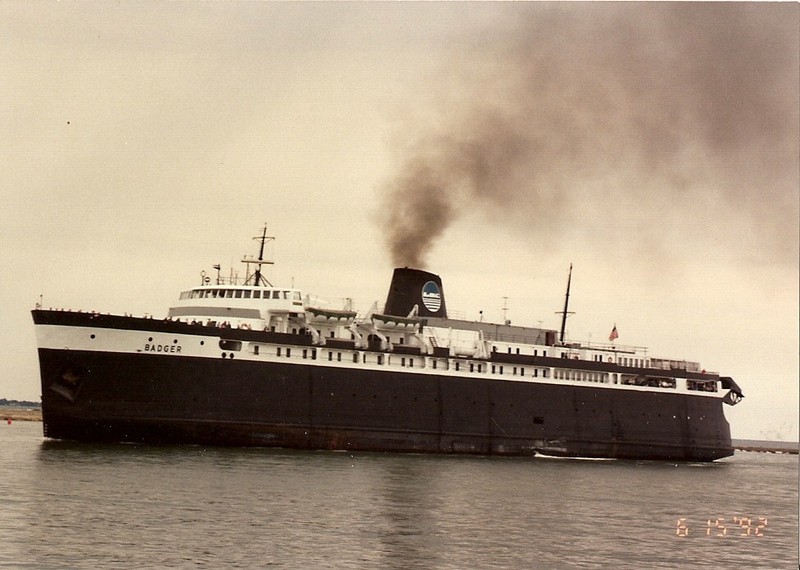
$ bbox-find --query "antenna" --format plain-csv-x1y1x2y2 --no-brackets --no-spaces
555,263,575,344
502,297,510,325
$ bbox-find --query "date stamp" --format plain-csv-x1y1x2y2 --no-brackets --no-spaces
675,517,768,537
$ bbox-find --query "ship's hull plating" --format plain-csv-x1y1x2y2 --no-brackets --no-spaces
36,345,734,462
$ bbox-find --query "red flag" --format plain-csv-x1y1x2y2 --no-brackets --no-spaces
609,325,618,341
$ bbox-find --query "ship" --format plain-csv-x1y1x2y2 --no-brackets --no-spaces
31,226,743,461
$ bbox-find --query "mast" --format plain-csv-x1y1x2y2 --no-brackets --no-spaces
557,263,574,344
253,225,268,286
243,224,274,287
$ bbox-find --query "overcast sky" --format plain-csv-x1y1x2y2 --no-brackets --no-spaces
2,2,797,441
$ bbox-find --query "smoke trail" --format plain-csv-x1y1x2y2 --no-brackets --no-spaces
380,3,799,269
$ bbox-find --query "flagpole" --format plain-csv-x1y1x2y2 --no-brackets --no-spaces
558,264,573,344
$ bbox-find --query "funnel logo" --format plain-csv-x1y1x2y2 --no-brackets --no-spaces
421,281,442,313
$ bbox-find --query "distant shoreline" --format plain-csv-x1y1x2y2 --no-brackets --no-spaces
1,407,796,454
1,407,42,422
732,439,798,455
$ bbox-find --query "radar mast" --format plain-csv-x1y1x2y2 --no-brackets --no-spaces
243,224,274,287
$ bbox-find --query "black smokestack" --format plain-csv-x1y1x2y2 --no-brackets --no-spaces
380,3,798,270
383,268,447,318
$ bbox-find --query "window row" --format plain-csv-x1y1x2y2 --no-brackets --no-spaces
553,369,609,383
244,344,709,393
180,289,301,301
493,346,547,357
250,345,561,378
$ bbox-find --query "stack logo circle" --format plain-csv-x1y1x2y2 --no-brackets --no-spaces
421,281,442,313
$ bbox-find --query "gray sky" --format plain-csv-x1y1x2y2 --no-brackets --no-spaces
2,2,797,441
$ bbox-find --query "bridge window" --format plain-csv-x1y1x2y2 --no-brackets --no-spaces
253,290,261,299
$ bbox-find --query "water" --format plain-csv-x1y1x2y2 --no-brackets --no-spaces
1,421,796,569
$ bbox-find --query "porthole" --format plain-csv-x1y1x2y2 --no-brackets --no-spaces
90,334,96,339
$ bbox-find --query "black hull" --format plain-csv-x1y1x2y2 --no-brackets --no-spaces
36,347,733,461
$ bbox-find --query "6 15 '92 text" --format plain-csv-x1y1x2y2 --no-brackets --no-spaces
675,517,768,537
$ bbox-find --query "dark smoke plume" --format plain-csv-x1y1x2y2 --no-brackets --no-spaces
380,3,799,269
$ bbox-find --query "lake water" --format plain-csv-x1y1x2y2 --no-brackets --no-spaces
1,421,797,569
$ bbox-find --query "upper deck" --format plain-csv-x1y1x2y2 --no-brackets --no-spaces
168,286,304,327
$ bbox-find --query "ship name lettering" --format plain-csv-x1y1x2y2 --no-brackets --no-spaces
144,343,182,353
